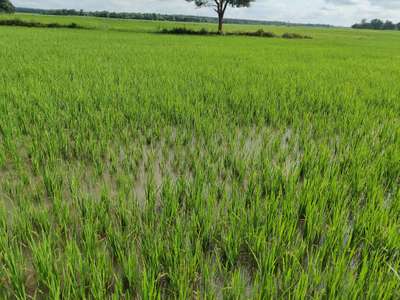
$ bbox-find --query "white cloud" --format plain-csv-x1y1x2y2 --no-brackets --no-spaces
12,0,400,26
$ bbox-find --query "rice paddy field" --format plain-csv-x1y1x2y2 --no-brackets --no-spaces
0,13,399,299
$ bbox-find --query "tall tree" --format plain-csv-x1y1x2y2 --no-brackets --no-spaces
186,0,255,33
0,0,15,13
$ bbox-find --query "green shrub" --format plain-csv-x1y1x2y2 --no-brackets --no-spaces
239,29,277,37
0,19,83,29
160,27,279,38
282,32,312,39
161,27,206,35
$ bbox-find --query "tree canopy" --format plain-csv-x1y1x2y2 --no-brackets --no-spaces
186,0,255,33
0,0,15,13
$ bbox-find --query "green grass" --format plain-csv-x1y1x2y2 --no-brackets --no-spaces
0,13,399,299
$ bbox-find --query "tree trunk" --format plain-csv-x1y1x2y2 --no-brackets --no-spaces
218,13,223,34
217,1,228,34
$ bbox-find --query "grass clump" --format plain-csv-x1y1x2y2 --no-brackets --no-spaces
231,29,277,37
160,27,276,37
161,27,211,35
0,18,82,29
160,27,311,39
282,32,313,39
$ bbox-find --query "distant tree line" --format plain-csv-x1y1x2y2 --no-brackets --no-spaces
352,19,400,30
15,7,333,28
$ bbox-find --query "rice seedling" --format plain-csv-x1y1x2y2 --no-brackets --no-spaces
0,13,399,299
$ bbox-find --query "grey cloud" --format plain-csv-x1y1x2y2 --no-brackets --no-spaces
368,0,400,9
325,0,400,9
325,0,357,5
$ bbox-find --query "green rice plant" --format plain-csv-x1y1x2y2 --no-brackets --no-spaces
0,12,399,299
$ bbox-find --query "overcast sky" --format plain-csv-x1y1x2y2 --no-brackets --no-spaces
13,0,400,26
